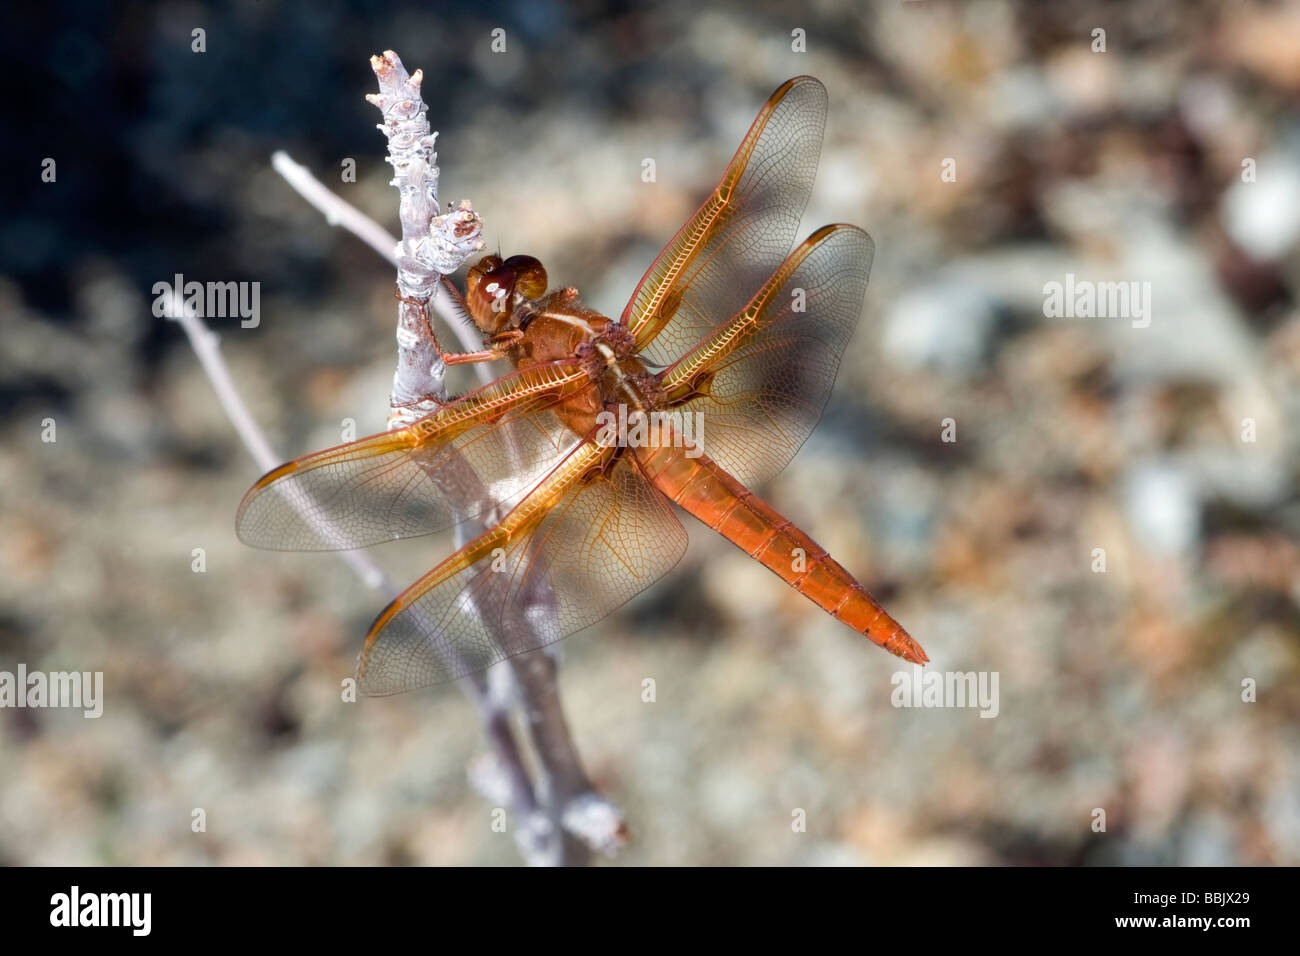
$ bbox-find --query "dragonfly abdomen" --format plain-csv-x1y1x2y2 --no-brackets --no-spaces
639,445,928,665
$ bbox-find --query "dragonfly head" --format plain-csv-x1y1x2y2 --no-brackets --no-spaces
466,254,548,334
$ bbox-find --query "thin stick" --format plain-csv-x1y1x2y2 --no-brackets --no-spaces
366,49,625,863
271,151,399,265
190,50,626,864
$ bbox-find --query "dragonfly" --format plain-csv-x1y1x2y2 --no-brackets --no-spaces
237,76,927,695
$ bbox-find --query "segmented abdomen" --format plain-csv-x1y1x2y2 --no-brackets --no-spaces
637,445,928,664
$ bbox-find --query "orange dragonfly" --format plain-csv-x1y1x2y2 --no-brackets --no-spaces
237,76,927,695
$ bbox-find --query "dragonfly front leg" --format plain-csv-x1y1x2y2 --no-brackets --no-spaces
390,393,453,413
395,286,510,367
440,329,523,364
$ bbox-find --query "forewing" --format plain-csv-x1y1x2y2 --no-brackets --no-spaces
235,362,590,551
621,76,827,367
660,224,873,487
357,446,687,694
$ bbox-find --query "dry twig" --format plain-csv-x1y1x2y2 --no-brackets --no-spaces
177,49,625,865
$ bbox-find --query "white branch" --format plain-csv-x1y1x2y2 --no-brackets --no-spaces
367,50,486,424
364,50,625,863
186,50,625,865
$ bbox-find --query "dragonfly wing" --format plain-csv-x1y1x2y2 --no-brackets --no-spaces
357,443,688,694
235,362,590,551
659,224,874,487
621,76,827,367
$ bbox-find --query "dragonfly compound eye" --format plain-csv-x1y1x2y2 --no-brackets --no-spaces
466,254,515,331
502,255,547,301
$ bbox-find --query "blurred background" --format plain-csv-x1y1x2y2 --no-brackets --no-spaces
2,0,1298,865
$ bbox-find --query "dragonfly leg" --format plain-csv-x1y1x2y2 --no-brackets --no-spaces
437,274,473,314
441,348,502,365
439,328,523,364
391,393,453,411
394,287,502,366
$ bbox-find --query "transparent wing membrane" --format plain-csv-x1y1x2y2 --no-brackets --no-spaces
621,76,828,368
235,363,589,551
357,448,688,694
661,224,874,486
